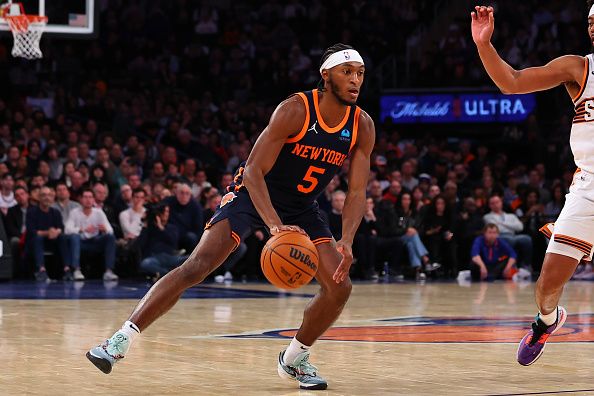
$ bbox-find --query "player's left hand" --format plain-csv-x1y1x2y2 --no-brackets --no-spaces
333,240,353,283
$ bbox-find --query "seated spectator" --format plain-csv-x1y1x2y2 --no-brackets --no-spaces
93,182,121,238
352,197,378,280
69,171,86,202
421,195,457,277
0,173,16,215
203,192,222,222
382,180,403,205
25,186,70,281
543,183,565,224
3,186,29,273
317,175,340,214
326,190,345,240
113,184,132,215
401,160,418,191
395,192,438,280
138,202,187,279
454,197,484,266
165,182,204,252
65,189,118,281
470,224,517,281
119,188,147,240
52,182,81,224
368,182,404,278
483,195,533,272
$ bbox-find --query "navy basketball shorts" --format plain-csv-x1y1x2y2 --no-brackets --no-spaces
205,190,334,248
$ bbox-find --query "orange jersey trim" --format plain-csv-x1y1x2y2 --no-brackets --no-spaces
349,107,361,153
312,89,351,133
312,237,333,245
554,234,592,255
538,223,553,239
231,231,241,247
571,168,582,186
573,57,589,103
286,92,311,144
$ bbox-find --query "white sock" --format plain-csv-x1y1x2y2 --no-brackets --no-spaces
283,337,310,365
114,320,141,355
539,307,558,326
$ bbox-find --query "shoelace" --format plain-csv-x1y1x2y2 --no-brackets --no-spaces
528,321,549,346
106,333,128,357
293,354,319,376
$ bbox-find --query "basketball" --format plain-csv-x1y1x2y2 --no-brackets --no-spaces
260,231,319,289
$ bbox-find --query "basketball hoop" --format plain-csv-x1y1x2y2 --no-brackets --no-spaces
2,3,47,59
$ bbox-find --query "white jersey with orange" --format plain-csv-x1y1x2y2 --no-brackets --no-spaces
539,55,594,262
571,54,594,173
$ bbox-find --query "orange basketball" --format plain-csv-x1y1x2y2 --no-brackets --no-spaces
260,231,319,289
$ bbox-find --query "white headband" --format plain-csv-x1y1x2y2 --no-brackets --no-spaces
590,4,594,17
319,49,364,74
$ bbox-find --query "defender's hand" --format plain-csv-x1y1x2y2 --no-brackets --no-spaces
333,241,353,283
269,225,308,237
471,6,494,46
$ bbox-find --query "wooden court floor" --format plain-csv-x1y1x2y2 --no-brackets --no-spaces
2,280,594,395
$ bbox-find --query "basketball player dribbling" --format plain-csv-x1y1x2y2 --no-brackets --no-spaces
471,3,594,365
86,43,375,390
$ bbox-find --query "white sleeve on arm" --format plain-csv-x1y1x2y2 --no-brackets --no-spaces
98,210,114,234
119,210,132,235
64,209,79,234
507,213,524,232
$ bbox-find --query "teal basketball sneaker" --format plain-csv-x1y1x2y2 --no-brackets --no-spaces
86,332,130,374
277,350,328,390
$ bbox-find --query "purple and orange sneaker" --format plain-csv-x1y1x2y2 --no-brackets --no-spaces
517,306,567,366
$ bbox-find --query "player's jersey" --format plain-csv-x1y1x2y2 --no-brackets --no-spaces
229,89,361,213
571,54,594,173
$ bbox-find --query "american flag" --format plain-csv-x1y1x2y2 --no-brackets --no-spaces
68,13,87,27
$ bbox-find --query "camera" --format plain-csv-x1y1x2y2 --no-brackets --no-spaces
144,201,168,227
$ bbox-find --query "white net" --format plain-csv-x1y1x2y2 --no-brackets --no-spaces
6,15,47,59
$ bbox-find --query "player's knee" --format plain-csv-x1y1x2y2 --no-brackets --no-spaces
179,252,215,285
327,278,352,304
536,275,563,295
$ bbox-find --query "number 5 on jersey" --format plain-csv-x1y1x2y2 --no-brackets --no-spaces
298,166,326,193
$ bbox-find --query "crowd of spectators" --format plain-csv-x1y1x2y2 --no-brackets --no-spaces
0,1,589,282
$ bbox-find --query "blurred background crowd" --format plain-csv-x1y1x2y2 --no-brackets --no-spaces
0,0,591,282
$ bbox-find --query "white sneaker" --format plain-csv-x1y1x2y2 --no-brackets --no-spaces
457,270,471,282
73,269,85,281
512,267,532,282
425,262,441,272
214,275,225,283
103,269,119,281
223,271,233,281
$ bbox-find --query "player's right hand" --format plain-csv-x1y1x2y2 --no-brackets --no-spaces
471,5,495,45
269,225,308,237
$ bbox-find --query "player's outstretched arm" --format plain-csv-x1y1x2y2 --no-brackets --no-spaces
242,95,308,236
471,5,584,95
332,111,375,283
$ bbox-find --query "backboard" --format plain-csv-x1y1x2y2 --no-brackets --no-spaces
0,0,96,36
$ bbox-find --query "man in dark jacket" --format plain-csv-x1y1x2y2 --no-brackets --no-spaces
138,202,187,279
164,182,203,252
26,186,70,281
3,186,29,274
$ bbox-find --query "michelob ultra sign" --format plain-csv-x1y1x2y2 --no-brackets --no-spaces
380,92,536,124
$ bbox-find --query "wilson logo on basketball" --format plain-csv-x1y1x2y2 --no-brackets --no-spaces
220,192,236,208
289,247,317,271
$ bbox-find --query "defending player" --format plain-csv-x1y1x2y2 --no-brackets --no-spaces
86,43,375,390
471,4,594,365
